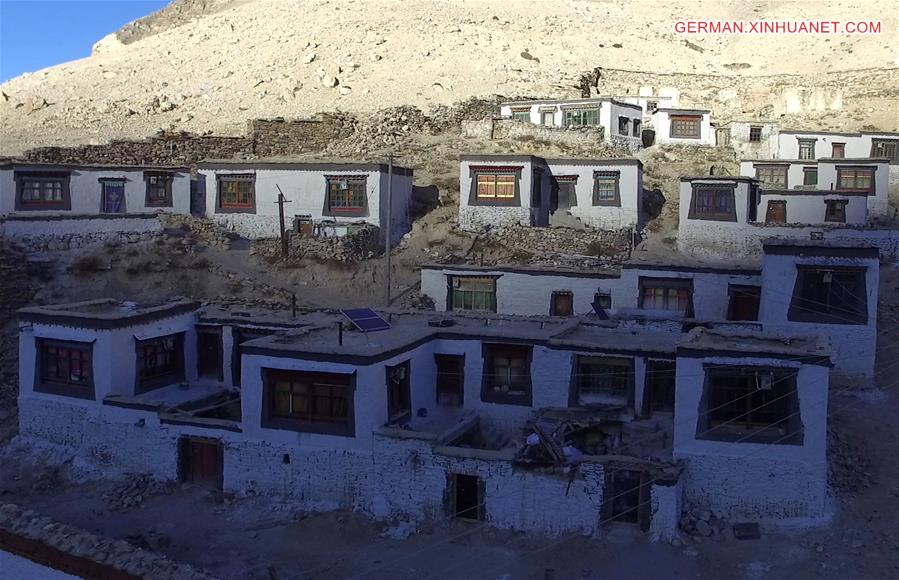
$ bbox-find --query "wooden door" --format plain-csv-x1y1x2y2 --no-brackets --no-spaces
765,200,786,224
435,354,464,407
180,437,223,490
541,111,554,126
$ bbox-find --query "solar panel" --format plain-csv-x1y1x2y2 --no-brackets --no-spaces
341,308,391,332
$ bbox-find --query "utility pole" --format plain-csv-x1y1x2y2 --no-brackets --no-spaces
275,184,291,259
384,153,393,307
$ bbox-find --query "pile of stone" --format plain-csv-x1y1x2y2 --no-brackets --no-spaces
483,225,630,263
159,214,234,248
330,105,435,154
0,503,216,580
828,426,874,495
103,474,175,513
429,97,502,129
251,224,383,264
678,507,728,541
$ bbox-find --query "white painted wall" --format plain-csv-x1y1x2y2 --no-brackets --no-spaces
458,157,541,230
777,132,897,160
724,122,780,159
545,161,642,230
651,110,714,146
0,166,190,217
673,354,829,520
758,252,878,383
200,165,413,242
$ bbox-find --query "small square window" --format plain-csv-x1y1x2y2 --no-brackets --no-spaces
755,165,788,190
825,200,847,223
749,126,762,142
550,291,574,316
618,116,630,135
803,167,818,186
326,176,367,215
798,139,816,160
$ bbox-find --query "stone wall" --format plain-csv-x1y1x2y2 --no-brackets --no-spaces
251,224,383,263
486,224,631,258
21,116,349,169
0,503,216,580
459,206,532,231
0,216,162,251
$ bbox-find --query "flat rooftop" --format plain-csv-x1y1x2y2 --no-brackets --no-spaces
241,312,685,363
679,327,831,364
19,298,200,329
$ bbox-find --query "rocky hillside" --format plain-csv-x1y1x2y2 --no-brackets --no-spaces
1,0,897,155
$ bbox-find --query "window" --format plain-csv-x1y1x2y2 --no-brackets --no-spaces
136,333,184,392
870,138,899,164
825,200,848,223
386,361,411,424
727,285,760,321
669,115,701,139
632,119,642,137
593,171,620,206
639,278,692,313
263,369,354,435
593,292,612,310
217,175,255,211
564,108,598,127
435,354,464,407
646,100,659,113
836,168,874,193
688,185,736,221
511,109,530,122
550,290,573,316
231,327,275,386
326,175,367,215
449,276,496,312
802,167,818,187
481,344,532,405
618,116,630,135
475,173,516,202
765,200,787,224
832,143,845,158
145,172,173,207
100,179,126,213
788,266,867,324
798,139,816,160
15,172,70,211
643,360,676,415
573,356,632,407
754,165,788,190
36,340,94,399
699,367,801,444
749,126,762,142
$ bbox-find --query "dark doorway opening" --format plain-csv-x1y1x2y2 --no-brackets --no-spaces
386,360,412,424
555,180,575,212
643,359,676,416
727,285,761,321
449,473,483,521
197,328,223,380
604,469,649,528
179,437,223,490
435,354,464,407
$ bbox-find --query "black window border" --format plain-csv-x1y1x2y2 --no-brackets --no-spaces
549,290,574,316
260,368,356,437
824,199,848,223
638,276,695,316
695,365,803,446
726,284,761,321
135,332,186,394
34,338,95,400
835,166,876,195
592,171,621,207
215,174,256,214
568,354,635,410
144,171,174,208
14,171,72,211
467,167,523,207
688,184,737,222
669,115,701,139
870,138,899,164
480,343,533,406
322,175,370,217
787,265,868,325
753,164,789,190
446,274,498,313
797,138,817,160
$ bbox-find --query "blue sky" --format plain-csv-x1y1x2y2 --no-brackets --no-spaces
0,0,168,82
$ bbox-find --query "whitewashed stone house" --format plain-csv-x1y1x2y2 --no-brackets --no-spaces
420,239,878,383
0,162,190,242
715,121,780,159
17,297,835,535
739,157,891,224
651,109,715,146
498,98,643,152
458,155,643,232
677,175,899,258
198,159,413,244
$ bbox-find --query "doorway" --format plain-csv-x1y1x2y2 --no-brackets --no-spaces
765,200,787,224
435,354,464,407
604,469,650,529
541,110,554,126
179,437,223,490
555,180,576,212
197,328,223,380
449,473,483,520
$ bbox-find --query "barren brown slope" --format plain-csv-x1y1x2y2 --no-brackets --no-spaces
1,0,897,154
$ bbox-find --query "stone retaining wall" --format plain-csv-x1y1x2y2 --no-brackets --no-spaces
251,224,383,263
0,503,215,580
484,224,632,259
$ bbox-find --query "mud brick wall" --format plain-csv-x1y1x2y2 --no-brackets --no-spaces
248,116,350,158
